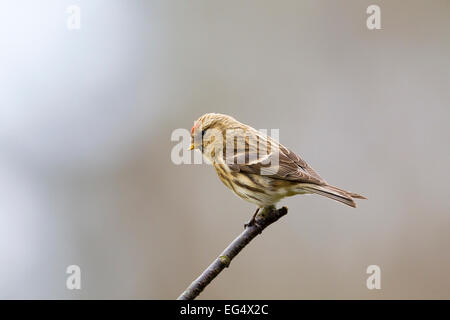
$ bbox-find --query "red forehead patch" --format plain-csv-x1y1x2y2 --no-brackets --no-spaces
191,121,199,134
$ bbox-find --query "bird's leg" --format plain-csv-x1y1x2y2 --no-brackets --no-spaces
244,208,260,229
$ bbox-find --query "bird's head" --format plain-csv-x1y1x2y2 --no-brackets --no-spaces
189,113,238,151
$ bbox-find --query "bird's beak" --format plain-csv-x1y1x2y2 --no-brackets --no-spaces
189,143,195,150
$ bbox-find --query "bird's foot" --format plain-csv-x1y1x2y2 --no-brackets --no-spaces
243,217,256,229
244,208,260,229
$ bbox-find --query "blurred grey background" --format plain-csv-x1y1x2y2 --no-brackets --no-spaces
0,0,449,299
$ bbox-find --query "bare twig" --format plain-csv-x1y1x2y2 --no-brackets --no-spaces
177,206,288,300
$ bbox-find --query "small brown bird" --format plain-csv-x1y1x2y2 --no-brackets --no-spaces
190,113,366,226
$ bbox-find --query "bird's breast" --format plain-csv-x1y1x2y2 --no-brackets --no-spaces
212,163,294,207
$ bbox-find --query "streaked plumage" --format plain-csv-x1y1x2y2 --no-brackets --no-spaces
190,113,365,220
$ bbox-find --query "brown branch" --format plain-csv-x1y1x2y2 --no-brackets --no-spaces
177,206,288,300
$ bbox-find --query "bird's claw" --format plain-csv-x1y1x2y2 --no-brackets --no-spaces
244,217,257,229
244,208,261,229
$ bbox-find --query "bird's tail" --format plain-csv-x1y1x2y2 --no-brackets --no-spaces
302,184,367,208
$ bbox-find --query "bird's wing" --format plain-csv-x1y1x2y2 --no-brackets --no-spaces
224,131,326,185
276,144,326,184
